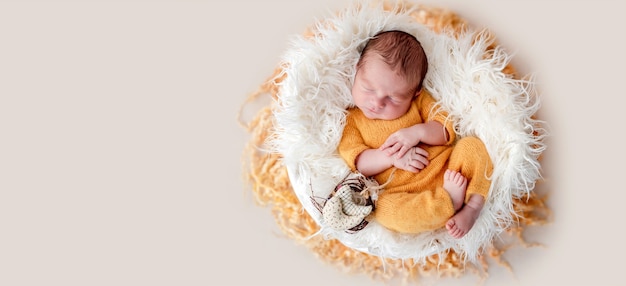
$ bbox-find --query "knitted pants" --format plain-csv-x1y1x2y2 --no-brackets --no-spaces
373,136,493,233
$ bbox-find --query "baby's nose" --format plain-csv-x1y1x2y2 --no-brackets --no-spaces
371,98,385,110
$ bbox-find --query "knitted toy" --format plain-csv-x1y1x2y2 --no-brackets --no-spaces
322,172,380,233
240,0,549,282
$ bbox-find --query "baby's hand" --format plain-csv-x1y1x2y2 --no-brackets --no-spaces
380,126,421,158
392,146,429,173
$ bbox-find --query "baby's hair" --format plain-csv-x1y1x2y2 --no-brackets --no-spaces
357,30,428,94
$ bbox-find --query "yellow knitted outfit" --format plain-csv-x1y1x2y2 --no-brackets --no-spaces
338,91,493,234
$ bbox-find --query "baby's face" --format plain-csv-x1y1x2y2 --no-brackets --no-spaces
352,54,414,120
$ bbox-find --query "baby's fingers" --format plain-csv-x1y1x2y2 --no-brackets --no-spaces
380,136,398,150
382,143,400,156
410,157,428,170
401,161,419,173
405,166,419,173
396,146,410,159
414,147,429,158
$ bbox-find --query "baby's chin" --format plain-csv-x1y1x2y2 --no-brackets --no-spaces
363,112,397,121
361,109,380,120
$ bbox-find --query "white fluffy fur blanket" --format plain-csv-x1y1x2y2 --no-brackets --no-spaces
268,1,545,263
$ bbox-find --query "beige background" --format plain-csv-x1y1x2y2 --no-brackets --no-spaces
1,0,625,285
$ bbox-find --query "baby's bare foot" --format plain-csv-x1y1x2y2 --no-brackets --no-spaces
443,169,467,211
445,208,476,239
445,194,484,239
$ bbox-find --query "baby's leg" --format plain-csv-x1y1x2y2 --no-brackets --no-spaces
443,169,467,211
445,136,492,239
446,194,485,239
447,137,493,201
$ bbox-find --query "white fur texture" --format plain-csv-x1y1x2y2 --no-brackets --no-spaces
267,1,546,263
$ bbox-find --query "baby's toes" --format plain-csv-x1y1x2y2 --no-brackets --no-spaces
445,218,455,230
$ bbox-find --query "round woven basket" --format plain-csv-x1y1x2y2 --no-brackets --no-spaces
240,1,549,282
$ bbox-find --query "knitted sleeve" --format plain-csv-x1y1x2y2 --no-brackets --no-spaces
338,112,370,171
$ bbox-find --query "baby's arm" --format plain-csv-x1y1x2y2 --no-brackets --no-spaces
355,148,393,177
357,146,429,176
380,121,448,158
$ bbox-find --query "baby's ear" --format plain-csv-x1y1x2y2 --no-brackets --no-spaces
414,89,422,98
